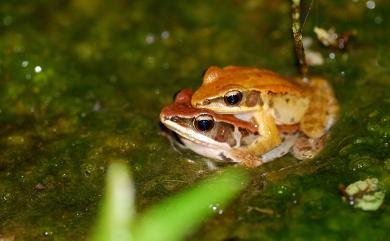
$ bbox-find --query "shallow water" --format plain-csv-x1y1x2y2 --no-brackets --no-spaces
0,0,389,240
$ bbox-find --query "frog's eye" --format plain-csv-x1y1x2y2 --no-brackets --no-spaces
224,90,242,105
194,114,215,132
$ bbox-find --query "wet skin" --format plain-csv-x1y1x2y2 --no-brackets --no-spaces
160,88,327,167
191,66,339,158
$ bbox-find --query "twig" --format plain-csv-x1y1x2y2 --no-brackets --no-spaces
291,0,309,83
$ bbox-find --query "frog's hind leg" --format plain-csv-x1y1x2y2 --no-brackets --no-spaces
300,77,339,138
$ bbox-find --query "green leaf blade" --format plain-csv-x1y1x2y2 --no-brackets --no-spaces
132,168,248,241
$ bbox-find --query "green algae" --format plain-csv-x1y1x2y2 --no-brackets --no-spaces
0,0,389,240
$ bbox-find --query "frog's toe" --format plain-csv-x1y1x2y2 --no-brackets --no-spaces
291,135,325,160
229,149,262,168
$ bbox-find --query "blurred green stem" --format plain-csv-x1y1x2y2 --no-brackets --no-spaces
92,162,134,241
91,163,248,241
132,168,248,241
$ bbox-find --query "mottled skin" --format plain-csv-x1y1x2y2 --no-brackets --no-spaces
191,66,339,158
299,77,340,138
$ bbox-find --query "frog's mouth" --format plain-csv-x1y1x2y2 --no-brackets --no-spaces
161,118,231,149
179,137,238,163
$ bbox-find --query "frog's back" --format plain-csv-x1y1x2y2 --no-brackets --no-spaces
199,66,305,98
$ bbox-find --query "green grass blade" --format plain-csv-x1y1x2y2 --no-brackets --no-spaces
91,162,135,241
132,168,248,241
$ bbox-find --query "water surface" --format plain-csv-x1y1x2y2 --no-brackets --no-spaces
0,0,389,240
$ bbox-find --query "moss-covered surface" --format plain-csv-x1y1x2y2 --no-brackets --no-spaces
0,0,389,240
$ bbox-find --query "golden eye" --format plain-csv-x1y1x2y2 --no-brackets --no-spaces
194,114,214,132
224,90,242,105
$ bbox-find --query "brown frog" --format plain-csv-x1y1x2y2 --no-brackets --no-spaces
191,66,339,159
160,88,307,167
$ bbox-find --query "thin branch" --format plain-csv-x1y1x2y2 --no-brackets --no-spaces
291,0,309,83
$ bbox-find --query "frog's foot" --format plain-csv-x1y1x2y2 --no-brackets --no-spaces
159,130,190,152
227,149,263,168
291,134,326,160
300,77,339,138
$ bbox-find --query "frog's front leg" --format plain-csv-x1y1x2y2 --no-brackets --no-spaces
243,110,282,156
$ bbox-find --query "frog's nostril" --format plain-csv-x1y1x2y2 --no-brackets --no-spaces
170,116,179,122
202,99,211,105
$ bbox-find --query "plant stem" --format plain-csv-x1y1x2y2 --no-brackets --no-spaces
291,0,309,82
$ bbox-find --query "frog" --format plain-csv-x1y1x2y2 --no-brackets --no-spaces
160,88,304,167
191,66,339,159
